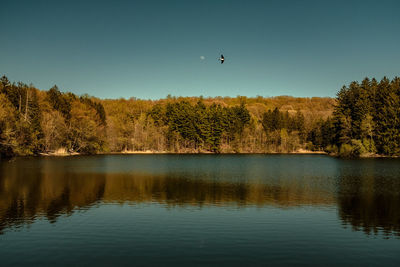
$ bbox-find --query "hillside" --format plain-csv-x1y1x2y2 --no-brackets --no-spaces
5,74,399,157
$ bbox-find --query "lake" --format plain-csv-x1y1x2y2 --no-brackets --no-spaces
1,154,400,266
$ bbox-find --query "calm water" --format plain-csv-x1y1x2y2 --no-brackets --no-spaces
1,154,400,266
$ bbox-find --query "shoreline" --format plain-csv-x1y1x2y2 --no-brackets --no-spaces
30,150,398,158
36,150,328,157
3,151,399,159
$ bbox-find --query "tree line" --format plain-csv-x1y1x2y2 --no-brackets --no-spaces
328,77,400,156
1,74,398,157
0,76,106,156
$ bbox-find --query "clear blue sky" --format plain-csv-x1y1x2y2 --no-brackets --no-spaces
1,0,399,99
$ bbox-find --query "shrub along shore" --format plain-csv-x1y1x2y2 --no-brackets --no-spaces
1,75,399,158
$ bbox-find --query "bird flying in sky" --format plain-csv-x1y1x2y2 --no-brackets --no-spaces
219,54,224,64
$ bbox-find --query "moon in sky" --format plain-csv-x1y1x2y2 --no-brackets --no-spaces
200,56,205,60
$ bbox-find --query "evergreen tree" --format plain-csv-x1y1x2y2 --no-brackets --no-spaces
47,85,72,120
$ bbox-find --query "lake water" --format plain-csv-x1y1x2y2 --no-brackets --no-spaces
1,154,400,266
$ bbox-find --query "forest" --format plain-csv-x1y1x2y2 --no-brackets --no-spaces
0,75,399,157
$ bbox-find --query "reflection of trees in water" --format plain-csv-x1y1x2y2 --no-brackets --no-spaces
0,161,106,234
337,167,400,237
0,161,334,234
102,173,334,207
3,158,400,237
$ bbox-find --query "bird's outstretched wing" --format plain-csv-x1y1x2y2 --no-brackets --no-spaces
221,55,224,59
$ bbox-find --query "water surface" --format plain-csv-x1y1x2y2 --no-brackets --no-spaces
1,155,400,266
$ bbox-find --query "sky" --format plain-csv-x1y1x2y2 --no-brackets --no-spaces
1,0,400,99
